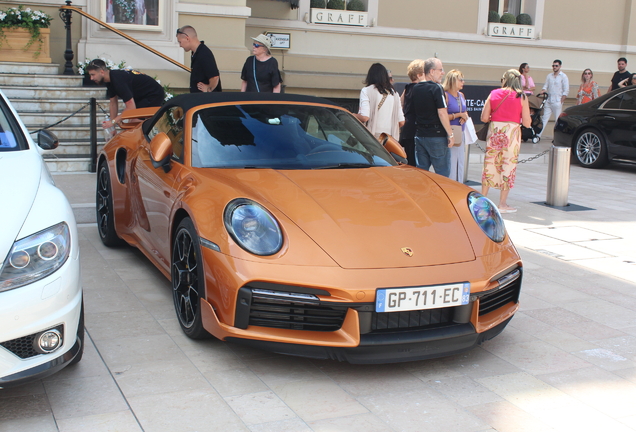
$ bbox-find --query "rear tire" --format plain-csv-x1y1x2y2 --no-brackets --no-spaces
575,129,608,168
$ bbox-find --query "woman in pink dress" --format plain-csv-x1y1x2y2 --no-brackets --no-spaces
576,69,601,105
480,69,531,213
519,63,535,95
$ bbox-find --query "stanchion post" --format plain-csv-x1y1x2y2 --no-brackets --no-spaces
546,145,570,206
60,1,75,75
463,143,471,184
89,98,97,173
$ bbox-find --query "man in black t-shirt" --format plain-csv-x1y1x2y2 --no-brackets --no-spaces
177,25,222,93
411,57,454,178
86,59,164,130
608,57,630,93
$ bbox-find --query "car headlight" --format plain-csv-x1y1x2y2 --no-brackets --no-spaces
0,222,71,292
224,199,283,256
467,192,505,243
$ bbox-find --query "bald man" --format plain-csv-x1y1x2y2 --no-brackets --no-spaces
176,25,222,92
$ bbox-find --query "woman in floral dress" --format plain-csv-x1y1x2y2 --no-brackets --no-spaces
576,69,600,105
480,69,531,213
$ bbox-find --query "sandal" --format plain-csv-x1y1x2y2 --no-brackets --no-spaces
498,207,517,214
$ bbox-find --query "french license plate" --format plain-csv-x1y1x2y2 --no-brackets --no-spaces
375,283,470,313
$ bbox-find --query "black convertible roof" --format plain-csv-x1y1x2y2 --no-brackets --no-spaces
163,92,337,113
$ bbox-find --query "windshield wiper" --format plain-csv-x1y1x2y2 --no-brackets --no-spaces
316,163,373,169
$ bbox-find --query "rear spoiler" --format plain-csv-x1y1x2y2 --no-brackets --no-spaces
119,107,160,129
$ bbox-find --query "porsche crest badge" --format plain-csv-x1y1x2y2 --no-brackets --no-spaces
401,247,414,257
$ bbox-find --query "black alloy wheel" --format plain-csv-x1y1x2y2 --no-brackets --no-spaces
172,218,210,339
96,162,123,246
575,130,608,168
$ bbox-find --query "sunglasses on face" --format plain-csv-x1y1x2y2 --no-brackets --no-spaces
552,65,560,68
253,43,263,48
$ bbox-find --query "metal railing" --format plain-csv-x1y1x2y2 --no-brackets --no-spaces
58,0,190,75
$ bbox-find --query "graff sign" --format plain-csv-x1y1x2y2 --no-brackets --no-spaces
311,9,368,26
488,23,535,39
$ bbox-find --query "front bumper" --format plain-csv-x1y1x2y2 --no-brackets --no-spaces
0,254,82,387
227,317,511,364
0,335,82,388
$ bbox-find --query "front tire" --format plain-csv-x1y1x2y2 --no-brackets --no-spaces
172,218,210,339
96,162,124,246
575,130,608,168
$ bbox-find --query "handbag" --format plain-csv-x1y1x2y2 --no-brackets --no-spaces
451,125,463,146
476,91,510,141
450,92,465,146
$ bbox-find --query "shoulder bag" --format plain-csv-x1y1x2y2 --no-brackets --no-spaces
450,92,465,146
476,91,510,141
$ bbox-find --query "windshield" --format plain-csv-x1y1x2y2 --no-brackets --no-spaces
0,96,27,152
190,104,396,169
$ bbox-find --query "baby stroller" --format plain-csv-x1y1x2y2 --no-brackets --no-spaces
521,93,548,143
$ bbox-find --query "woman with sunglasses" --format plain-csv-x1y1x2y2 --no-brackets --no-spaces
240,34,282,93
443,69,469,182
576,69,600,105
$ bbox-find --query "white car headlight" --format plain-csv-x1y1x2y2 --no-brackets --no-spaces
224,199,283,256
467,192,506,243
0,222,71,292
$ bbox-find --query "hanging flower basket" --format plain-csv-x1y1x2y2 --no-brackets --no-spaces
0,6,52,63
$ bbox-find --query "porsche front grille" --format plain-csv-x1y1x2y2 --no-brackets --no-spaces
235,287,347,331
478,279,521,316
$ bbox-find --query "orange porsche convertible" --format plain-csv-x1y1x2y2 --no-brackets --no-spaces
96,93,522,363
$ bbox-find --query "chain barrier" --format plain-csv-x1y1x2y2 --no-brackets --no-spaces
96,101,109,115
473,141,550,164
29,102,90,134
28,100,110,135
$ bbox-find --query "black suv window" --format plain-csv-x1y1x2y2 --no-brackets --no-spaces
603,94,622,110
619,89,636,110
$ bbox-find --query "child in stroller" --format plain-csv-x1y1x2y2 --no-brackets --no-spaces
522,93,547,143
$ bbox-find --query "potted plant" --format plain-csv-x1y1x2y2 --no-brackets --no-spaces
311,0,368,25
0,5,52,63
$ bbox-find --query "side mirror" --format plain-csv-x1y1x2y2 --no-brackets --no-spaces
379,133,407,164
37,130,59,150
149,132,172,170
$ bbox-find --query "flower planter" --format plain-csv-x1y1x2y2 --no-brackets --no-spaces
0,27,51,63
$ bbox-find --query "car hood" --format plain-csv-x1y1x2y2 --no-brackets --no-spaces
211,167,475,269
0,150,41,261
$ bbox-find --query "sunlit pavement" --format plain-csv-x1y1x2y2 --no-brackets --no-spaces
2,142,636,432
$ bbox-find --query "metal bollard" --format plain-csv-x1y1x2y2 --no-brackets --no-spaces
463,143,471,184
546,145,570,206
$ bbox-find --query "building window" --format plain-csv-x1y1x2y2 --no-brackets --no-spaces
489,0,521,16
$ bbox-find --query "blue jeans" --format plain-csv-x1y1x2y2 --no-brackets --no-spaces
415,135,451,178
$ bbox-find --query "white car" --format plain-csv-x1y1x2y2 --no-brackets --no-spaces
0,89,83,388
